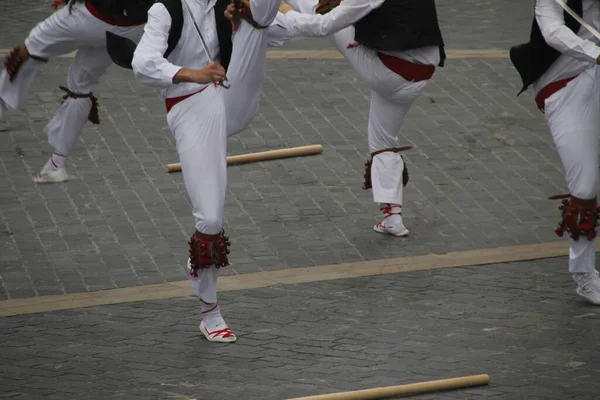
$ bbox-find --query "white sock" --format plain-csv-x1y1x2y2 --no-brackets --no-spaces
51,152,67,169
201,303,229,332
41,152,67,173
380,203,403,225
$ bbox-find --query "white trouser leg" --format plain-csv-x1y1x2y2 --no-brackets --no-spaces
225,0,279,136
46,47,113,156
189,266,219,303
333,26,428,204
544,67,600,274
167,85,228,235
368,89,424,205
0,3,141,111
167,86,227,303
0,60,44,111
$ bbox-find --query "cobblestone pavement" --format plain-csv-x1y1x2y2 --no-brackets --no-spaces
1,258,599,400
2,1,600,399
0,0,565,299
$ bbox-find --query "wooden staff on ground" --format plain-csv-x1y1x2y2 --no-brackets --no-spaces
165,144,324,173
286,374,490,400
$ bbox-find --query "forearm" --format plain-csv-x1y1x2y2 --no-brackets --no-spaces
173,68,201,84
284,0,381,37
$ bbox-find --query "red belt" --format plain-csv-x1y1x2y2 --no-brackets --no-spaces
535,76,578,113
378,52,435,82
165,87,209,113
85,1,142,27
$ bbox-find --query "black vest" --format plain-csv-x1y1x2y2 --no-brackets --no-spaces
354,0,446,67
509,0,582,95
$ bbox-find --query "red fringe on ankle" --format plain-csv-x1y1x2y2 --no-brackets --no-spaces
188,230,231,277
554,196,600,241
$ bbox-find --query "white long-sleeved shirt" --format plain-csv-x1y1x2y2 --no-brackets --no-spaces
132,0,220,99
283,0,440,66
534,0,600,94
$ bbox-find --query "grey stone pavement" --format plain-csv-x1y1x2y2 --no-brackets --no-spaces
2,259,600,400
2,0,599,399
0,0,560,298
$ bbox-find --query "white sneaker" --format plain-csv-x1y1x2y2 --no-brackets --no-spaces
373,203,409,237
573,271,600,305
33,155,68,184
199,306,237,343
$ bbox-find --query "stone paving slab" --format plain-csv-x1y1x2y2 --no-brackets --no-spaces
0,53,566,300
0,0,568,300
0,257,599,400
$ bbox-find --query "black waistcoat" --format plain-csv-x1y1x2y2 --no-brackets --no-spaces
509,0,583,95
353,0,446,67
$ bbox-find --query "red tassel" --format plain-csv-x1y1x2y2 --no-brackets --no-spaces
51,0,67,9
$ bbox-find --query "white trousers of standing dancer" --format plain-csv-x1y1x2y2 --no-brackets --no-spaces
167,84,227,303
268,1,429,206
0,2,143,156
543,66,600,274
175,0,279,302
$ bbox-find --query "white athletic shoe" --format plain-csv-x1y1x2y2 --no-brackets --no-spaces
33,156,68,184
373,203,409,237
0,100,8,132
199,307,237,343
574,271,600,305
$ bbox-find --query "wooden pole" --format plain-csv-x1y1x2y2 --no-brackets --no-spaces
286,374,490,400
164,144,324,173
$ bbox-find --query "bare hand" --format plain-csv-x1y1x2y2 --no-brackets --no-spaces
279,0,293,14
225,2,240,30
224,2,236,20
195,62,227,84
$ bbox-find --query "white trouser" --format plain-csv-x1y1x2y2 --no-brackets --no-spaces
225,0,279,136
0,2,143,156
333,27,429,205
167,84,227,302
267,3,430,205
172,0,279,302
543,66,600,274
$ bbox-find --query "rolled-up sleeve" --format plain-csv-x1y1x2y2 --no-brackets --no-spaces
131,3,182,88
535,0,600,63
284,0,383,37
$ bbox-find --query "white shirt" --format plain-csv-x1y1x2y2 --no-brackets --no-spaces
132,0,221,99
284,0,441,66
534,0,600,94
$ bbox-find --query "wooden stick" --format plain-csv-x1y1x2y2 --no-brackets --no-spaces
286,374,490,400
164,144,324,173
